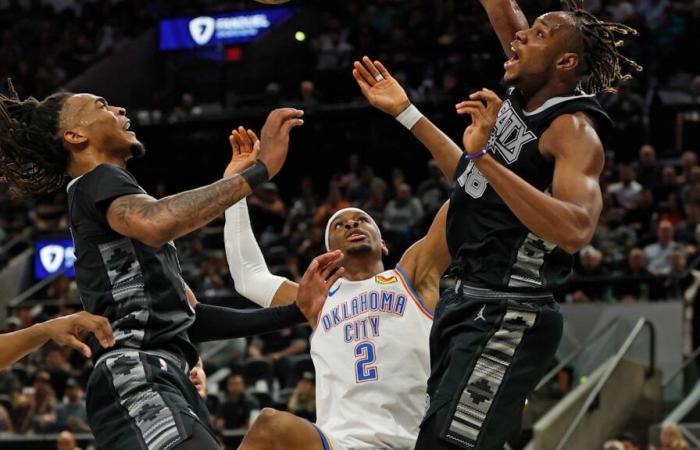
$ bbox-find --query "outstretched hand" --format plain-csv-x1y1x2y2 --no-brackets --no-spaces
43,311,115,358
456,88,503,154
297,250,345,329
353,56,411,117
258,108,304,179
224,126,260,178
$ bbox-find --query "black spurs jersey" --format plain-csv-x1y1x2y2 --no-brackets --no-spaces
67,164,198,366
447,87,612,291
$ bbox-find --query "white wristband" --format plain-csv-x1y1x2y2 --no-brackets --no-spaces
395,104,423,130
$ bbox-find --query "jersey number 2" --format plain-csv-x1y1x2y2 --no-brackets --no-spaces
354,341,378,383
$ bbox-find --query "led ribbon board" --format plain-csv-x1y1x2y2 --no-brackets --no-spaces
34,238,76,280
159,8,294,51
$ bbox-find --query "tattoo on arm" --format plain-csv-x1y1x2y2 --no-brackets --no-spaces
109,175,251,245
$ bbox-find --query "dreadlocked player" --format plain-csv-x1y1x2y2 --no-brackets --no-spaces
0,84,331,450
352,1,641,449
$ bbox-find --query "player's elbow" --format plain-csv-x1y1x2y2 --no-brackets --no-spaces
134,226,173,248
560,224,594,255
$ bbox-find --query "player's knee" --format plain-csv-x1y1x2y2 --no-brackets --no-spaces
241,408,283,449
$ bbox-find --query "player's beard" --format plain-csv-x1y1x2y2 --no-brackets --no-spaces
130,142,146,159
346,243,373,255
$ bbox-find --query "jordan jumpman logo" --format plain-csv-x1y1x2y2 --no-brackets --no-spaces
475,305,486,321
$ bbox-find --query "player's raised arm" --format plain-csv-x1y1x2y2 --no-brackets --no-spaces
353,57,463,179
106,108,304,248
397,201,451,313
222,126,300,308
459,89,603,254
479,0,529,58
0,312,115,369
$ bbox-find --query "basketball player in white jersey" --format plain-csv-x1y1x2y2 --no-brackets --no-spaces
221,127,451,450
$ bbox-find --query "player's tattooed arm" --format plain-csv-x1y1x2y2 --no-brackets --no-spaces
353,57,462,179
398,201,451,313
480,0,529,57
107,175,253,248
107,107,304,247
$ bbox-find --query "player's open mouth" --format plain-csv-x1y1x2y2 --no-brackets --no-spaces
123,120,136,135
504,50,520,69
346,231,368,242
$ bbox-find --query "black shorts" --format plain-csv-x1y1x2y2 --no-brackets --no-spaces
415,283,563,450
86,349,214,450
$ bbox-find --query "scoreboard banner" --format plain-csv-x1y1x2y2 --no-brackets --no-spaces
159,8,294,51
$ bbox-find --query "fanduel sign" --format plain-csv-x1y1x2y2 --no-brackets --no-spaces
34,238,76,280
160,8,294,51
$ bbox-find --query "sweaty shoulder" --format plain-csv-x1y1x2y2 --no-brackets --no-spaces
539,112,604,161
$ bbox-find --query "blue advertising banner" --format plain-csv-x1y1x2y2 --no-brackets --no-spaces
159,8,294,51
34,238,75,280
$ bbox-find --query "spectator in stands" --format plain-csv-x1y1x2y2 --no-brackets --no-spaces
287,371,316,422
249,183,287,244
297,225,326,270
664,249,693,299
361,184,387,225
248,326,309,387
55,378,89,432
654,166,679,204
348,166,387,204
686,224,700,270
56,430,81,450
417,159,450,216
44,346,72,399
653,422,690,450
22,370,58,433
314,184,351,226
614,248,663,301
593,208,637,265
675,199,700,244
216,374,259,430
634,145,660,188
608,164,643,209
615,432,641,450
0,403,13,432
624,188,656,240
383,183,424,237
567,246,607,302
644,220,681,274
679,150,698,185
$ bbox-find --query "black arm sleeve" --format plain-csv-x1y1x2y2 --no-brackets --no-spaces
188,302,307,343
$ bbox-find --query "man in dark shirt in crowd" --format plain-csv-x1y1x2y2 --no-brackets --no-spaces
614,248,663,301
217,374,259,430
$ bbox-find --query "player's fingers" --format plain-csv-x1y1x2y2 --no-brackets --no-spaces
374,60,391,79
352,69,372,93
280,118,304,134
64,335,92,358
83,316,115,348
362,56,382,81
301,259,320,282
471,89,502,110
231,130,243,155
312,250,343,271
238,126,254,152
325,267,345,291
246,129,259,145
319,253,344,280
353,61,376,87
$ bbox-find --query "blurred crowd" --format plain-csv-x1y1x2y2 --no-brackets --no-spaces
0,0,699,448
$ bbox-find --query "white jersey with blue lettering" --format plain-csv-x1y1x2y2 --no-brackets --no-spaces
310,265,433,450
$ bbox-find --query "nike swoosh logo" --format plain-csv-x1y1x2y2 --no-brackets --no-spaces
328,283,342,297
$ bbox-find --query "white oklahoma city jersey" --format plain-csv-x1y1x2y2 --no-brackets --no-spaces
311,265,432,450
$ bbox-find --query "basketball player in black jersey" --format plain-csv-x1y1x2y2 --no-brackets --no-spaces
0,85,346,449
353,1,641,448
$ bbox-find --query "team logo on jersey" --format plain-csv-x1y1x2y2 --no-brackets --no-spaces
475,305,487,322
328,282,342,297
375,275,398,285
489,100,536,164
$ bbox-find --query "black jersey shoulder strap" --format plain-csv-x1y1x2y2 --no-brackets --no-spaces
522,92,614,140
